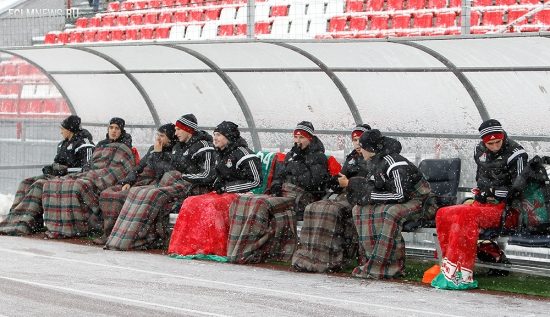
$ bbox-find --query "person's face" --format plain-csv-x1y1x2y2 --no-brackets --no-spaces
60,126,73,140
174,126,192,142
156,132,171,146
352,136,361,153
108,124,121,140
293,134,310,149
360,148,376,161
214,132,228,150
485,139,503,153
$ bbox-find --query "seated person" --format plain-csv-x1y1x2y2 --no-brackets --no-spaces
94,124,176,245
347,129,433,279
168,121,263,258
104,114,217,251
227,121,328,264
41,117,135,239
292,124,372,273
432,119,527,290
0,115,94,235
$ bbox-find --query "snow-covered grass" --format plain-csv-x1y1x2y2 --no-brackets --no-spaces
0,193,14,223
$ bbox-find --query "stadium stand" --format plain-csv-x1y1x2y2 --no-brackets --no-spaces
38,1,550,44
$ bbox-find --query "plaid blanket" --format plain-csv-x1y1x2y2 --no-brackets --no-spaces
0,174,54,235
97,167,157,241
168,192,239,257
292,193,358,273
104,171,192,251
352,178,432,279
42,143,135,238
227,182,312,264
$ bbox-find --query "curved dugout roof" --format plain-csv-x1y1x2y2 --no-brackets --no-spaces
3,34,550,151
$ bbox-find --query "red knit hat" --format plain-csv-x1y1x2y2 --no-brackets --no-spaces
479,119,505,143
294,121,314,141
175,114,198,135
351,123,371,139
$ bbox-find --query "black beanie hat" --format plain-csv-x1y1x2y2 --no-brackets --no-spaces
478,119,505,143
175,114,198,134
352,123,371,138
294,121,315,141
359,129,384,153
109,117,126,132
61,115,81,133
158,123,176,142
214,121,240,143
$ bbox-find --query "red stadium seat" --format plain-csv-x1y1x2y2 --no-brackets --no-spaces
481,9,504,27
449,0,461,6
8,84,20,95
188,10,203,22
16,64,29,76
255,21,271,35
125,28,139,40
533,8,550,25
141,26,155,39
97,30,111,41
407,0,426,10
155,26,171,38
162,0,175,6
130,14,143,26
102,15,116,27
458,10,480,26
28,100,43,113
370,15,389,30
349,16,368,31
0,100,14,113
44,32,58,44
329,16,348,32
174,11,187,23
83,30,97,42
473,0,493,6
366,0,384,11
149,0,162,8
519,0,541,4
495,0,517,4
117,14,130,26
205,8,221,21
89,17,101,27
220,0,234,4
219,24,235,36
176,0,190,6
120,1,133,11
159,11,173,23
107,1,120,12
413,12,433,29
428,0,446,8
57,32,69,44
190,0,204,6
271,5,288,17
391,14,411,29
75,17,88,28
135,1,148,10
111,29,125,41
43,100,57,113
507,8,528,25
236,24,246,36
144,12,158,24
69,31,83,43
345,1,364,12
0,85,7,95
386,0,405,11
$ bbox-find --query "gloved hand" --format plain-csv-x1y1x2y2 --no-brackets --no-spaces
42,165,53,175
52,165,68,176
505,189,521,206
290,143,304,161
474,186,492,204
212,181,225,194
270,183,282,197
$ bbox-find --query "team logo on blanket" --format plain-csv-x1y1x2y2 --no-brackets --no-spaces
226,159,232,168
479,153,487,162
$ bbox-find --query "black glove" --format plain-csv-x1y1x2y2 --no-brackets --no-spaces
42,165,53,175
327,175,340,191
212,181,225,194
290,143,304,161
270,183,282,197
505,189,521,206
52,165,68,176
475,186,492,204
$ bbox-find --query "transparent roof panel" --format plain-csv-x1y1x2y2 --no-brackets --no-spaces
292,42,446,68
8,48,118,72
177,43,318,69
338,72,479,134
416,37,550,68
466,71,550,136
133,73,247,128
228,72,353,130
90,45,211,71
52,74,153,125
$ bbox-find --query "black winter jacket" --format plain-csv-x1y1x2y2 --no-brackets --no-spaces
329,149,371,194
120,143,173,186
45,129,95,175
96,132,133,150
348,136,422,205
214,137,262,193
474,134,528,200
271,136,328,191
167,130,217,184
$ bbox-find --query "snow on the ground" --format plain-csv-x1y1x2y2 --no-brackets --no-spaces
0,193,14,223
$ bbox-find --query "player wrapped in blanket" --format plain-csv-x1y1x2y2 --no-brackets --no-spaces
347,129,434,279
168,121,262,259
292,124,372,272
226,121,329,264
0,115,94,235
431,119,527,290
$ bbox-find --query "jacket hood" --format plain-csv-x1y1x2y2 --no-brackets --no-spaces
372,136,402,160
302,136,325,155
217,136,248,155
75,129,94,143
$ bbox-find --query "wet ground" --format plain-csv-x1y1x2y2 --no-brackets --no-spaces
0,235,548,317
